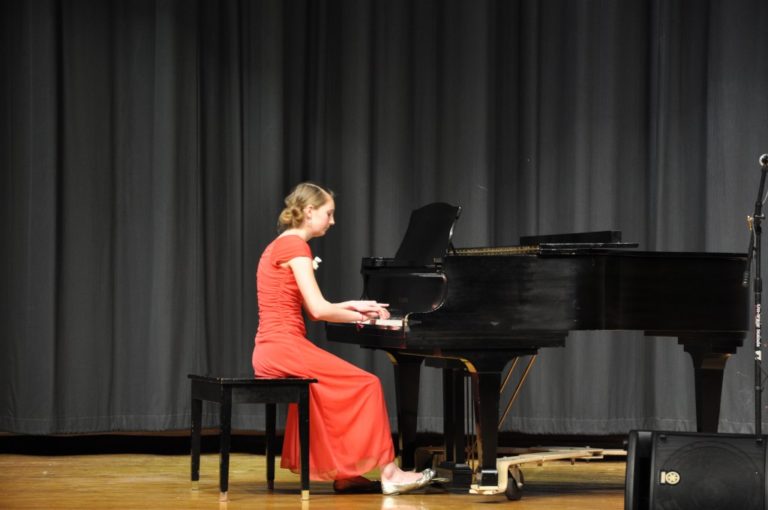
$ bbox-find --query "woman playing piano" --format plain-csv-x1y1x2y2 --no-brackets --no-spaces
252,182,435,495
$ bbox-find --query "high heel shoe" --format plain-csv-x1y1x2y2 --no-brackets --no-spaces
380,468,436,495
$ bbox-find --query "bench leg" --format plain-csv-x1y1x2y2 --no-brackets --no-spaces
265,403,276,490
219,388,232,502
191,396,202,484
298,387,311,500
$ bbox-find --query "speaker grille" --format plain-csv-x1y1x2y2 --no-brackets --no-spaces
650,434,765,510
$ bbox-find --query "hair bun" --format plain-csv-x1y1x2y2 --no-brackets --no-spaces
276,182,335,232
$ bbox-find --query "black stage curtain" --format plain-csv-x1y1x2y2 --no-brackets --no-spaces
2,0,768,435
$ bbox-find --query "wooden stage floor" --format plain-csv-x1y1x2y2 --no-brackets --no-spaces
0,452,626,509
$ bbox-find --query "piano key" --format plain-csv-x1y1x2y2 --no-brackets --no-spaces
355,318,404,329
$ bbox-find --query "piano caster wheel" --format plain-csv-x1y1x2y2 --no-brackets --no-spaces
505,468,524,501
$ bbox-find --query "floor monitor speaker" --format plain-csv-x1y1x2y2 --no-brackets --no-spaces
625,430,767,510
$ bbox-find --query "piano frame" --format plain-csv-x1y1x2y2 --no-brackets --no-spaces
327,248,749,490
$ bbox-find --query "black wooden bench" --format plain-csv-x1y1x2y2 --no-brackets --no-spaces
188,374,316,501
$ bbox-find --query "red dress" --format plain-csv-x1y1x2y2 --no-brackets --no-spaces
252,235,395,481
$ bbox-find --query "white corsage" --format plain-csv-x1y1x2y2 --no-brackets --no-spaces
312,256,322,270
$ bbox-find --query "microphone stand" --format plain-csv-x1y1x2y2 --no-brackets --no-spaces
747,155,768,437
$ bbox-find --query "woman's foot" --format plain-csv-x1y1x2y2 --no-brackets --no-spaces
333,476,382,494
380,463,436,495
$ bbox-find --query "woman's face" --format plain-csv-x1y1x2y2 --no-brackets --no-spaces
305,197,335,238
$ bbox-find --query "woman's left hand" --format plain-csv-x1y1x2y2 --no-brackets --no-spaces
363,305,390,320
341,300,390,320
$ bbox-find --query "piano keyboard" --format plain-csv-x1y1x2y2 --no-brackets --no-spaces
355,318,404,329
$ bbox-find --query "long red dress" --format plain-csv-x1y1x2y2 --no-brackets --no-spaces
252,235,395,481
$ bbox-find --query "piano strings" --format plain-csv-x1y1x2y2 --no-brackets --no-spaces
452,245,541,256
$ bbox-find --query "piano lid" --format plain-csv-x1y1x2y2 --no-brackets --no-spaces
451,231,638,258
518,230,638,252
520,230,622,245
393,202,462,264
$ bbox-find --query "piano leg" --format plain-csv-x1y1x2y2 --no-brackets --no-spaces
433,367,474,490
469,368,502,488
685,348,730,433
679,334,742,433
442,367,467,464
387,353,424,470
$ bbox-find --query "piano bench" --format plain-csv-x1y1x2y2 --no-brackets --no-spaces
188,374,317,501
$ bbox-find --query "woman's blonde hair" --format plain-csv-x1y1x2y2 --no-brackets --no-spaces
277,182,334,232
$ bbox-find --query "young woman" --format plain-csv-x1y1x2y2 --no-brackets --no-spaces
252,182,435,495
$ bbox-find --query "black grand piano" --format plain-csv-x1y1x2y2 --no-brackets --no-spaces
325,203,749,491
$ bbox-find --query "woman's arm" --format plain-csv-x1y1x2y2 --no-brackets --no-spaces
287,257,389,322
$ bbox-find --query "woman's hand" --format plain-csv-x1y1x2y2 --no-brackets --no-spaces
363,305,390,320
339,300,391,320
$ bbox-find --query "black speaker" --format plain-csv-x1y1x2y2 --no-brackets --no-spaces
625,430,767,510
